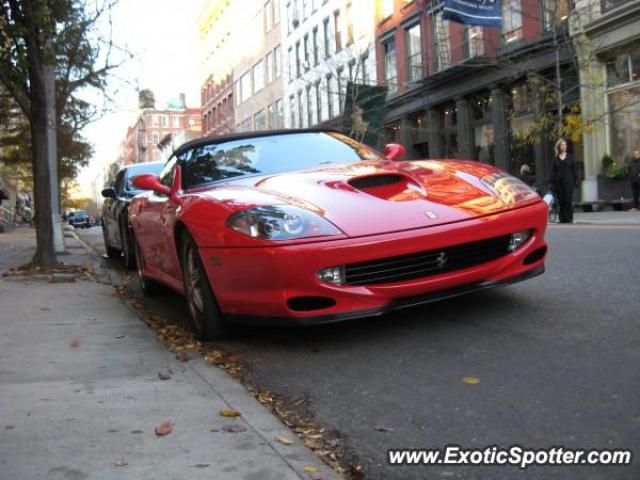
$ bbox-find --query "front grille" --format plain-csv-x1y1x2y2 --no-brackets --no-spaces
344,235,512,286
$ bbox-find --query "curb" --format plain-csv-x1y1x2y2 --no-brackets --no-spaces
188,357,341,480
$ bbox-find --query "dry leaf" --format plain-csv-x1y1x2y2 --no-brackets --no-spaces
276,435,293,445
154,421,173,437
303,466,318,473
70,339,80,349
112,459,128,467
349,464,365,480
219,408,241,418
222,424,246,433
463,377,480,385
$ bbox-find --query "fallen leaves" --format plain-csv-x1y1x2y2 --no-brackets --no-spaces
303,466,318,473
112,459,128,468
154,421,172,437
222,424,246,433
70,339,80,349
219,408,241,418
462,377,480,385
348,464,365,480
276,435,293,445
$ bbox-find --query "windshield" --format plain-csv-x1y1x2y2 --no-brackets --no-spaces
126,163,164,191
183,131,383,188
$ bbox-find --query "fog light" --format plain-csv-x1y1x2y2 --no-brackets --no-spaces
509,230,532,252
317,266,345,285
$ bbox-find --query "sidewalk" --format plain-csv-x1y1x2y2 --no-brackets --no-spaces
571,210,640,225
0,231,338,480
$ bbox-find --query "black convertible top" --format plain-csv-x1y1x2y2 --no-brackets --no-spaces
172,128,342,158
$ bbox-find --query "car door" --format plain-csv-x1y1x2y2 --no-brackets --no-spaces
136,157,176,275
158,150,191,281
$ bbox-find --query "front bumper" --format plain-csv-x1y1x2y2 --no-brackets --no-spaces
199,201,548,324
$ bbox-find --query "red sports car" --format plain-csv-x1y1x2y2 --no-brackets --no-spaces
129,129,547,339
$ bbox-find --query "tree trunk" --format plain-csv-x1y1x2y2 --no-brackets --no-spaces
29,66,58,268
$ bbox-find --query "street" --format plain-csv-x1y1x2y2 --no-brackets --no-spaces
78,222,640,480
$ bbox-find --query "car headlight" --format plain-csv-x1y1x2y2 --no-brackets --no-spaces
481,172,539,205
226,205,342,241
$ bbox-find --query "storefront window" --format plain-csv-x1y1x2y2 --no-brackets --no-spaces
474,126,495,164
542,0,569,29
609,86,640,163
511,114,536,176
502,0,523,44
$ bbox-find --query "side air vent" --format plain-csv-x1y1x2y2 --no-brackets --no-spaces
348,174,403,189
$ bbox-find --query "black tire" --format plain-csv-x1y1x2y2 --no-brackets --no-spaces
102,224,121,259
132,233,162,296
181,233,226,340
120,217,136,270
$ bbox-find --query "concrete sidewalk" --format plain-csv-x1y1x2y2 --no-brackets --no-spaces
0,232,338,480
558,210,640,226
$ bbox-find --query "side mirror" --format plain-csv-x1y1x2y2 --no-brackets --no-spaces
132,174,171,196
101,187,116,199
384,143,406,161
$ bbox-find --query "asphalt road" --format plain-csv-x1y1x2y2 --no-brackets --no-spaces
79,224,640,480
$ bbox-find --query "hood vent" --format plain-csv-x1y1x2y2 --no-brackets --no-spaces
348,174,403,189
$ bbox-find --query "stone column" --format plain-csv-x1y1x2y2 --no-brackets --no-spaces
491,86,509,172
427,108,443,158
456,96,473,159
398,117,416,159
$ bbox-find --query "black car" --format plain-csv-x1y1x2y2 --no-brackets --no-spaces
101,161,163,268
68,210,92,229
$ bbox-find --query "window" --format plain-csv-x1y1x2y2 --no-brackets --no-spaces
433,11,451,71
306,86,313,126
274,46,282,77
381,0,394,19
326,74,334,118
312,27,319,66
152,132,159,145
254,110,267,130
173,115,180,128
289,94,296,128
235,80,241,106
273,0,280,24
184,132,381,188
298,90,304,127
265,0,273,31
464,25,484,59
269,99,284,128
286,1,292,33
266,52,274,84
296,41,301,77
323,18,331,58
337,67,345,113
382,36,397,92
606,51,640,87
253,61,264,93
542,0,569,28
240,71,251,102
303,0,309,19
288,47,294,81
159,155,178,190
346,2,353,45
502,0,523,44
152,115,159,127
316,81,323,122
334,10,342,52
304,34,310,71
405,23,422,82
361,53,369,84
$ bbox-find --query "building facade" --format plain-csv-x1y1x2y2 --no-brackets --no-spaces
118,92,202,166
199,0,239,136
375,0,577,192
233,0,285,131
571,0,640,202
281,0,378,129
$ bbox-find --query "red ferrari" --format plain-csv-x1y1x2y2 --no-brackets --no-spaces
129,129,547,339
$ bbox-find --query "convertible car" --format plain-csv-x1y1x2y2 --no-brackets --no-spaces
129,129,548,339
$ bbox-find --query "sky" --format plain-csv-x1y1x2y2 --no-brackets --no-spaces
77,0,204,196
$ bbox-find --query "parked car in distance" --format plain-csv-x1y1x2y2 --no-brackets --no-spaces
68,210,91,229
101,161,164,268
129,129,548,340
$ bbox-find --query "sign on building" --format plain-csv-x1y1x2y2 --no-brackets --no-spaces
442,0,503,27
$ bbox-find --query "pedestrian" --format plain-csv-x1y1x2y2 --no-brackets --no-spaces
549,138,578,223
629,148,640,211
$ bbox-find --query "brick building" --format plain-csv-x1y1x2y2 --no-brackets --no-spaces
375,0,577,192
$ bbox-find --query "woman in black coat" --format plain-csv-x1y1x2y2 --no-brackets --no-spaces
550,138,578,223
